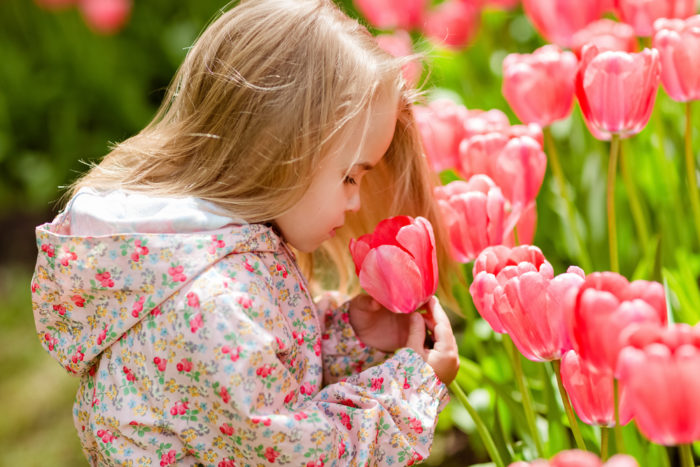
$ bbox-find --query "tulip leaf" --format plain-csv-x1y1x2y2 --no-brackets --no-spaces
662,251,700,325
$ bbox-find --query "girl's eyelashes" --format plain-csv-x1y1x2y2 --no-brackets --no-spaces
343,175,357,185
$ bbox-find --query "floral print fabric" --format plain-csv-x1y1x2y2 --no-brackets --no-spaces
32,201,448,466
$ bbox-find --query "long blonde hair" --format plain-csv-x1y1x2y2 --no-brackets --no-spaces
69,0,457,301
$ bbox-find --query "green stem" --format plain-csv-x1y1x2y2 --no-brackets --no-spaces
608,134,621,273
601,427,610,461
613,379,625,454
543,126,592,272
513,224,520,246
684,102,700,249
679,443,695,467
449,382,505,467
552,359,587,451
504,336,544,457
619,139,650,255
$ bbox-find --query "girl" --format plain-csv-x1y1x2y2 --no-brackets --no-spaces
32,0,460,465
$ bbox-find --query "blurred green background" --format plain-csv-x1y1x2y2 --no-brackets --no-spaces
4,0,700,465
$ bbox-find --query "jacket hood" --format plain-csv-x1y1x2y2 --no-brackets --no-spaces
32,189,281,375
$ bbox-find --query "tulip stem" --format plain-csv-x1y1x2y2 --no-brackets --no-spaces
607,134,621,273
543,126,592,272
613,378,625,454
684,101,700,249
505,335,544,457
619,139,650,255
680,443,695,467
601,427,610,461
449,381,505,467
552,359,587,451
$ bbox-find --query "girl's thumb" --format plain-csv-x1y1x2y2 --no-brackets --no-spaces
405,312,426,354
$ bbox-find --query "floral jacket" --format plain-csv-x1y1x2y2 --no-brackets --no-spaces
31,190,448,467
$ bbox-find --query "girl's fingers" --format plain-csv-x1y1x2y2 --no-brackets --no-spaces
405,312,426,356
426,298,456,350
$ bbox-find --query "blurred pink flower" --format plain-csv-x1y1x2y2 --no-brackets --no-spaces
560,350,633,426
571,19,638,58
498,266,585,361
435,175,516,263
353,0,427,30
459,132,547,212
470,245,552,333
413,99,470,172
510,450,639,466
522,0,608,47
79,0,131,35
482,0,520,10
462,108,511,139
350,216,438,314
617,323,700,445
502,45,579,127
575,44,660,140
566,271,668,374
614,0,696,37
653,16,700,102
375,30,421,87
422,0,480,49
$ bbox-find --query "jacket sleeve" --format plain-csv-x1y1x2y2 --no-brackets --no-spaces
195,285,449,466
315,292,392,386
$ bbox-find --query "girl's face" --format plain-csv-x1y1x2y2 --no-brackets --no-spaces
274,88,399,253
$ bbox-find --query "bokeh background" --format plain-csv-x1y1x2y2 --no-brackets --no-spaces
3,0,700,465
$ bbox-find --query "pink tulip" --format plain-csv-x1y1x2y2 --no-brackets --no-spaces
435,175,517,263
502,45,579,127
614,0,696,37
498,266,585,361
422,0,480,49
566,271,668,374
560,350,633,426
462,109,512,140
504,201,537,247
509,450,639,467
470,245,553,333
575,44,661,140
522,0,608,47
79,0,131,35
350,216,438,314
653,16,700,102
571,19,638,58
413,99,470,172
375,30,421,88
507,123,544,147
459,132,547,211
617,323,700,445
353,0,427,30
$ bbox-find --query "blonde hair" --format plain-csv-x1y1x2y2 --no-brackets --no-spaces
69,0,457,302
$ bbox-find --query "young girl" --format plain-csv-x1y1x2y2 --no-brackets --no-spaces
32,0,460,465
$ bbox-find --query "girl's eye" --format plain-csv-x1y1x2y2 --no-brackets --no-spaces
343,176,357,185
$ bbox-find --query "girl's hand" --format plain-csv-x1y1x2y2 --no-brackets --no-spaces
348,294,412,352
405,297,460,385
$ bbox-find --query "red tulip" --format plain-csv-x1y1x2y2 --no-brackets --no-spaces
510,450,639,466
566,272,667,374
502,45,579,127
353,0,427,30
435,175,515,263
375,30,421,88
560,350,633,426
422,0,480,49
617,323,700,445
615,0,696,37
470,245,553,333
653,16,700,102
349,216,438,314
575,44,661,140
522,0,608,47
413,99,469,172
79,0,131,35
571,19,638,58
499,266,585,361
459,132,547,212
